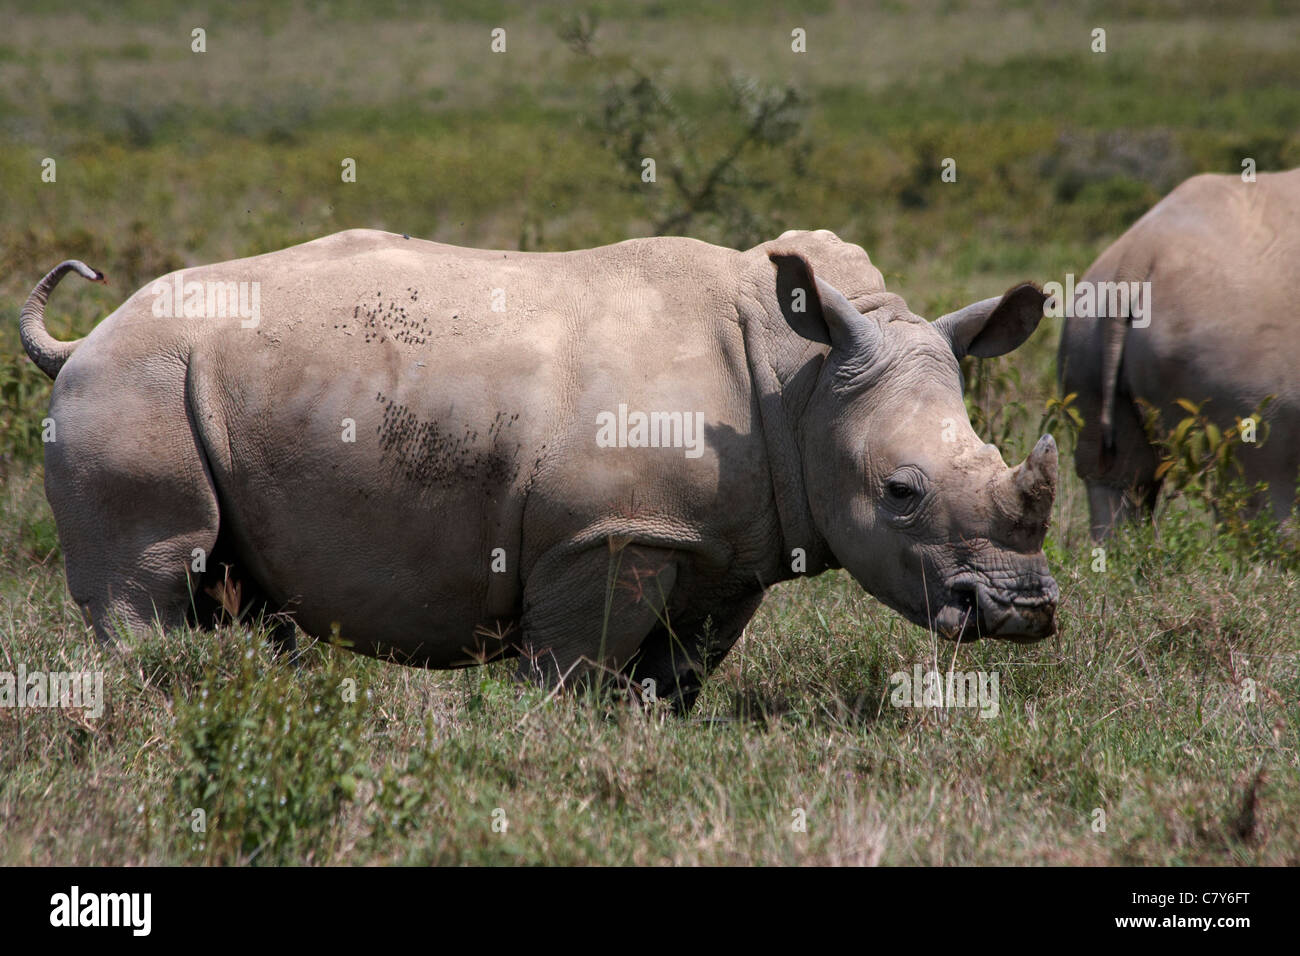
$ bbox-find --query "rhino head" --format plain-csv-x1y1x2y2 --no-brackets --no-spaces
758,250,1059,643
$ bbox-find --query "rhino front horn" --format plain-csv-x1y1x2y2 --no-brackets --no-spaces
1013,434,1058,530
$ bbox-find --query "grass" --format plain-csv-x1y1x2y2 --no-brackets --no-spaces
1,487,1296,864
1,0,1298,864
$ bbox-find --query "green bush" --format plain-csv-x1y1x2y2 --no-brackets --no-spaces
171,632,371,864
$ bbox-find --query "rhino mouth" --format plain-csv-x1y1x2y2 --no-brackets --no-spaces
928,571,1058,643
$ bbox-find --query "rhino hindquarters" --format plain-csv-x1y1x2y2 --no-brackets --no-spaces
45,355,222,643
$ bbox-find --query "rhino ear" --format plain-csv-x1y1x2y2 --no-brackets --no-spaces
768,252,878,354
934,282,1048,359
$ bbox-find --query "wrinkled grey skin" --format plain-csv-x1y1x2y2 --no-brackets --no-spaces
1059,169,1300,538
22,228,1058,710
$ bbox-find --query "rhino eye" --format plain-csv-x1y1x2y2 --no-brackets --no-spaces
882,469,926,516
886,481,914,501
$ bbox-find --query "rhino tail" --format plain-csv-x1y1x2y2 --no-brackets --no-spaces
1096,300,1127,471
19,260,107,379
1094,255,1154,472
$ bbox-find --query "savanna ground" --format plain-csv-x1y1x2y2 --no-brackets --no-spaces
1,0,1298,865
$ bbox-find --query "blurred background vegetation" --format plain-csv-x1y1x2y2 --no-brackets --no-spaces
3,2,1299,455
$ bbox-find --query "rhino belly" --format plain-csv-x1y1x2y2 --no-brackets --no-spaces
231,487,520,667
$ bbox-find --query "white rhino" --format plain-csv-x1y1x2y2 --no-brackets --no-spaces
1059,168,1300,538
21,228,1058,710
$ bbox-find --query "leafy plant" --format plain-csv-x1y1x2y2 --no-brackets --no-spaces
172,632,371,864
1142,396,1291,566
1039,390,1084,452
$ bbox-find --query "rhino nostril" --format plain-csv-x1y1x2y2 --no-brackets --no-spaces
950,582,979,625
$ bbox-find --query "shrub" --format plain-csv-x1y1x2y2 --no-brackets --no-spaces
171,631,371,864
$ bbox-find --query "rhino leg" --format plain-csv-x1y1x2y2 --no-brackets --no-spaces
1086,481,1133,539
628,590,764,714
1086,479,1161,539
58,491,219,646
57,507,218,645
517,542,679,693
